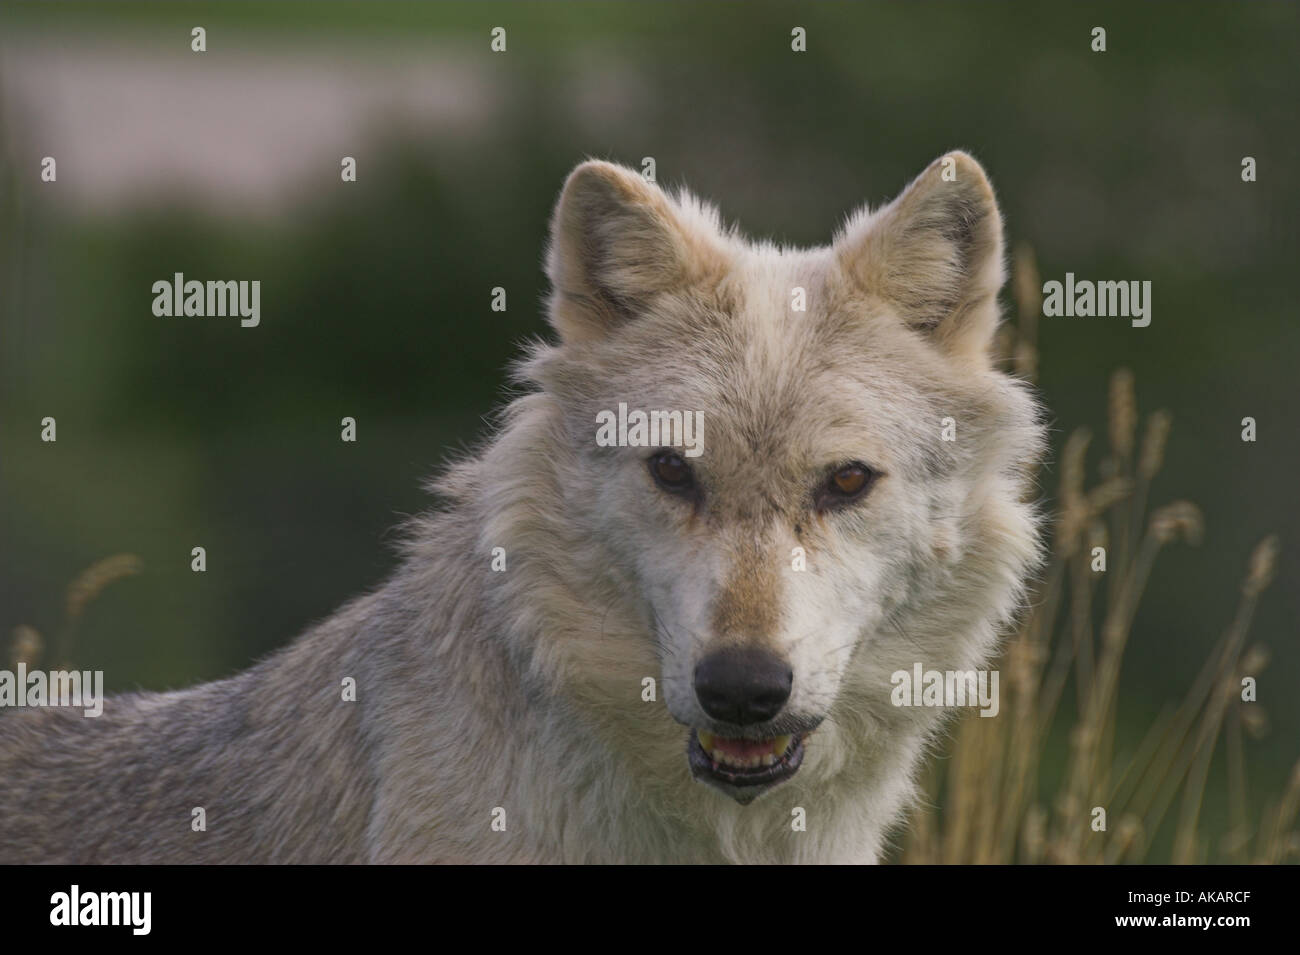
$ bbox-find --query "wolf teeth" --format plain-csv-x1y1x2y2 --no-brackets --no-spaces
716,752,762,770
696,730,795,769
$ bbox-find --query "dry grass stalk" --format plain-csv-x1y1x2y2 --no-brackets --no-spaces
899,252,1291,865
10,552,142,670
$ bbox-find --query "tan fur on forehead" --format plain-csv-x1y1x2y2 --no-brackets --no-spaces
535,283,1015,488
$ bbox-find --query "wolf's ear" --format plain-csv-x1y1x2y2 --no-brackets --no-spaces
836,151,1004,358
545,160,727,344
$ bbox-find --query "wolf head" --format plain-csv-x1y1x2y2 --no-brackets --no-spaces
497,153,1043,809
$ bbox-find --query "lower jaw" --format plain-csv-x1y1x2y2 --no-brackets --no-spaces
686,730,807,804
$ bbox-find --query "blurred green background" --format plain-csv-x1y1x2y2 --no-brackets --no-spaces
1,2,1296,854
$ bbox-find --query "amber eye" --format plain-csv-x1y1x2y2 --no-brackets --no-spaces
833,465,869,495
816,462,877,511
649,450,695,494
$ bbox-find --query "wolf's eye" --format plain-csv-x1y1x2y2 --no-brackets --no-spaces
816,462,877,511
649,451,694,494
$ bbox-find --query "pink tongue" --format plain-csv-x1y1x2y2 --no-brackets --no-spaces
713,737,773,758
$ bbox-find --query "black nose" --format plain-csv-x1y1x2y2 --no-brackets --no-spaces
693,648,793,726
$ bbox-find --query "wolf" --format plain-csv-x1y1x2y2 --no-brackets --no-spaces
0,152,1043,863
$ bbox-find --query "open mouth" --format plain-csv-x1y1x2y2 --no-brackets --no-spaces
687,729,807,802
